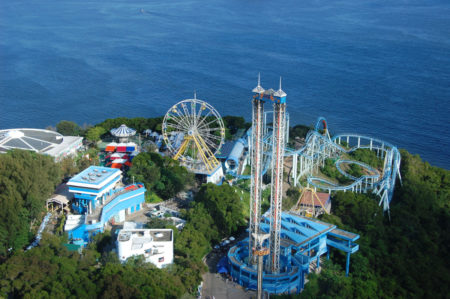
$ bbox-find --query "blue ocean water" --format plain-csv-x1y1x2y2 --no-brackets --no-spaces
0,0,449,169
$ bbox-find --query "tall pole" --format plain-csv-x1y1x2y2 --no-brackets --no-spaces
249,74,265,264
269,78,287,273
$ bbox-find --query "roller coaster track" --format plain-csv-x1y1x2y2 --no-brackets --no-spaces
289,117,402,213
238,115,401,213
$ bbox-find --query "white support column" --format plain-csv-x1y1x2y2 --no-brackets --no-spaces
249,97,265,265
292,154,298,186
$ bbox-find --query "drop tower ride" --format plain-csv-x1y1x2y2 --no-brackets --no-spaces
248,75,287,297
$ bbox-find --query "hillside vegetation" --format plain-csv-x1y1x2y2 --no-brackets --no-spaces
281,150,450,298
0,119,448,298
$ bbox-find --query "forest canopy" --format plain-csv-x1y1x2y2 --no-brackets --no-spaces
0,150,61,257
289,150,450,299
0,118,449,298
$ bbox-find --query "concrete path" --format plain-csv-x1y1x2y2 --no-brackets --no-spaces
201,250,255,299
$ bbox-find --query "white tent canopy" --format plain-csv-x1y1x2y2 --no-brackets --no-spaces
110,124,136,138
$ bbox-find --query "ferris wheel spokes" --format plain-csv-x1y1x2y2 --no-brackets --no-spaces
163,98,225,174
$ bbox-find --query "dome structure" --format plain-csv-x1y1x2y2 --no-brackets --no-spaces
0,128,83,161
110,124,136,138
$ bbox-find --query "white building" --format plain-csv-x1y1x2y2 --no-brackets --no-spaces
206,164,224,184
117,227,173,268
0,128,83,161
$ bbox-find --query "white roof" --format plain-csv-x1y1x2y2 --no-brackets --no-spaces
111,159,127,164
274,89,287,97
0,128,82,158
252,73,265,93
110,124,137,137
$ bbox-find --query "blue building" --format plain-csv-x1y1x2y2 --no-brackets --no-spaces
228,212,359,294
65,166,146,246
67,166,123,214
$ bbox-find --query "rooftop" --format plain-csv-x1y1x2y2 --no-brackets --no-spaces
118,229,173,243
215,141,236,159
0,128,62,152
299,190,330,207
68,166,121,187
261,212,335,246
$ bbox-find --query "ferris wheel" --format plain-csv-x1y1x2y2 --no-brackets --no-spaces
162,98,225,172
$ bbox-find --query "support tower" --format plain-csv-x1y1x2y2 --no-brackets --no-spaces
249,74,266,264
269,78,287,273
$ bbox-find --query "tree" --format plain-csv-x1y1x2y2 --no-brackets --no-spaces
175,224,210,262
349,149,383,169
127,152,193,200
96,116,164,133
194,183,245,237
56,120,81,136
85,126,107,142
0,150,61,256
222,116,251,139
185,202,220,243
283,187,300,210
59,157,79,178
300,151,450,298
289,124,312,140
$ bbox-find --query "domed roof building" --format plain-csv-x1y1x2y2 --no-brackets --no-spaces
0,128,83,161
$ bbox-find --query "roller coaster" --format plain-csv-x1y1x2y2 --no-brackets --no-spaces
237,114,401,214
284,117,401,213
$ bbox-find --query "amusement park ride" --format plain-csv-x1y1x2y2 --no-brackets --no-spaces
236,75,400,297
162,95,226,182
287,117,402,216
162,76,401,297
248,75,289,297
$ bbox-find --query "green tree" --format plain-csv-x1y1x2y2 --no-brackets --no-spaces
185,202,220,243
175,224,210,262
59,157,79,178
56,120,81,136
194,183,245,237
0,150,61,256
349,149,383,169
289,124,312,144
284,187,300,210
85,126,107,142
222,116,251,139
127,152,193,200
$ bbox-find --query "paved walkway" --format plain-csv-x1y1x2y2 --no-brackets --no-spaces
201,250,255,299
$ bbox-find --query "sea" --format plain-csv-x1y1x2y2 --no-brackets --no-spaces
0,0,449,169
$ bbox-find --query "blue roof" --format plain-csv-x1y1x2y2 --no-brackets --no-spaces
216,141,236,159
259,212,335,246
69,166,121,186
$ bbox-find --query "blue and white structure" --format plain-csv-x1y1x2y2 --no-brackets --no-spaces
162,97,226,184
288,117,402,213
224,138,246,173
110,124,136,143
65,166,146,245
228,212,360,294
67,166,123,214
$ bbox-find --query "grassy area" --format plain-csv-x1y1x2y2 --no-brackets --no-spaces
146,191,163,203
350,148,384,169
231,179,271,219
242,165,251,176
